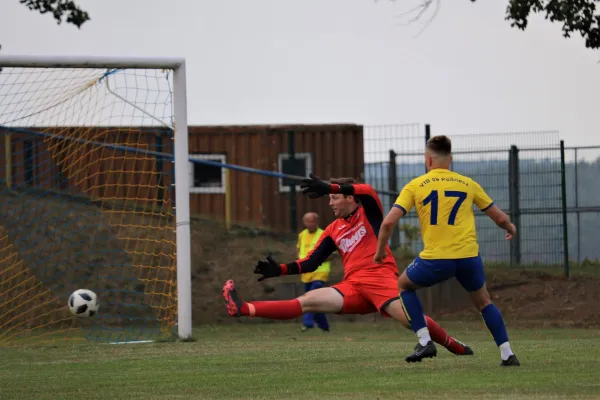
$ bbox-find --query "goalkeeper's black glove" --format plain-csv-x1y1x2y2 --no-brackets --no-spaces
253,255,283,282
300,173,341,199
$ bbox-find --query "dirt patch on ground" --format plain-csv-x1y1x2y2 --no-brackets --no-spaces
435,269,600,328
189,216,300,323
194,219,600,328
195,221,600,328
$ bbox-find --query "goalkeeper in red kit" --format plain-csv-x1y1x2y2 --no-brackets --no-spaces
222,174,473,358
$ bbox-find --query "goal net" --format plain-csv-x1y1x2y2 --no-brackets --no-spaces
0,57,191,346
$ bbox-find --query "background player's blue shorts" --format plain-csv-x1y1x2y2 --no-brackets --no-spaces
406,256,486,292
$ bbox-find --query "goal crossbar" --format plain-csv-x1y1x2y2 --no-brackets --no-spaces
0,55,185,70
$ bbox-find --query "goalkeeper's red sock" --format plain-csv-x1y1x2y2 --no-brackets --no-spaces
241,299,303,319
223,280,303,319
425,316,467,355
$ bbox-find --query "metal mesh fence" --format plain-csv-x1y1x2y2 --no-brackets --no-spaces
363,126,570,267
517,147,564,265
564,146,600,264
363,123,427,251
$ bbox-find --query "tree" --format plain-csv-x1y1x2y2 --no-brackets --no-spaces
503,0,600,49
19,0,90,28
398,0,600,50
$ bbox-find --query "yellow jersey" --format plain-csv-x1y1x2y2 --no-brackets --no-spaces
297,228,331,283
394,169,494,260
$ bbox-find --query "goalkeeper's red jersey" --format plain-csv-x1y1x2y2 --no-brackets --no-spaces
292,184,398,280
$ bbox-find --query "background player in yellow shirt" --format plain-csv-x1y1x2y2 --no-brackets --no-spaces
297,212,331,332
374,135,519,366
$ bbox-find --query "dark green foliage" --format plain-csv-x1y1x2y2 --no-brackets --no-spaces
19,0,90,28
501,0,600,49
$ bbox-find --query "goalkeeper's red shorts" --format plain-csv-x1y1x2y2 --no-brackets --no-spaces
331,270,400,317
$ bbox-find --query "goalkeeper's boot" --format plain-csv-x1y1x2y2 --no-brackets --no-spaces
405,341,437,363
455,340,474,356
500,354,520,367
223,280,244,317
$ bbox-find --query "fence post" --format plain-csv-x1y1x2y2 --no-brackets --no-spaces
225,168,232,231
389,149,399,248
425,124,431,143
560,140,570,278
508,145,521,265
574,147,580,266
288,130,297,233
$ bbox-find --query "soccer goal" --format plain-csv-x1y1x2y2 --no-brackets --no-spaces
0,55,192,346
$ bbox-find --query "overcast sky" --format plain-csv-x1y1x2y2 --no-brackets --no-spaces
1,0,599,152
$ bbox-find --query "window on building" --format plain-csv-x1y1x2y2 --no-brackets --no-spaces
189,153,226,194
278,152,312,192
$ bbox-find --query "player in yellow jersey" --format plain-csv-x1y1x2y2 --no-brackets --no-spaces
297,212,331,332
374,135,520,366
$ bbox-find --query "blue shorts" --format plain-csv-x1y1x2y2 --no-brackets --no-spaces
304,280,326,293
405,256,486,292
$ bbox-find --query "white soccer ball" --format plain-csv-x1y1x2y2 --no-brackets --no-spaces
68,289,99,318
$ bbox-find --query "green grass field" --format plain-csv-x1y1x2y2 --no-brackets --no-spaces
2,321,599,400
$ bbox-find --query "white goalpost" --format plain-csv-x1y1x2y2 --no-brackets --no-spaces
0,55,192,345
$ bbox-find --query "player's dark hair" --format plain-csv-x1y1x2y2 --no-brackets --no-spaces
329,177,356,185
426,135,452,156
